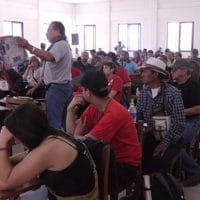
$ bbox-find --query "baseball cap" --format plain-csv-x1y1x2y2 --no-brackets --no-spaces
80,71,108,97
172,59,193,72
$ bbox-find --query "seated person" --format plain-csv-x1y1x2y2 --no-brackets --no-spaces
105,52,132,107
120,51,138,75
136,57,185,174
66,71,141,186
172,59,200,186
0,103,98,200
0,60,24,99
72,51,96,73
23,56,45,99
103,62,123,102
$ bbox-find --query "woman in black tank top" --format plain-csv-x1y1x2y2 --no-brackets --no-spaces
0,103,98,199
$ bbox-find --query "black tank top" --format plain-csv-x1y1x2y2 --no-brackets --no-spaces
40,135,95,197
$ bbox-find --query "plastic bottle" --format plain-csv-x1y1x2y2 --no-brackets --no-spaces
128,98,137,122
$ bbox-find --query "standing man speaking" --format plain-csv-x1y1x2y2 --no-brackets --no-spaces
18,21,72,129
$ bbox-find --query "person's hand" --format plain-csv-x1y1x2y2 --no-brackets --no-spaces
68,94,86,110
0,126,14,145
74,117,87,137
16,37,30,49
153,143,168,157
26,87,35,96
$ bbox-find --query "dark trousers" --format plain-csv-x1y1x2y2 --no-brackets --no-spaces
116,163,138,185
142,134,181,174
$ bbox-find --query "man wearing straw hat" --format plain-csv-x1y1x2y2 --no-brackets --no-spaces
136,57,185,174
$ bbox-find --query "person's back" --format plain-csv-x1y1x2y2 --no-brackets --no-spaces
0,103,98,199
66,71,141,186
81,98,141,167
40,135,97,199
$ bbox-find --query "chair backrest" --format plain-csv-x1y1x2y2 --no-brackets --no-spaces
99,144,110,200
81,138,111,200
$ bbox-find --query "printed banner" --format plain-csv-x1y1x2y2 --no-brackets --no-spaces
0,36,27,69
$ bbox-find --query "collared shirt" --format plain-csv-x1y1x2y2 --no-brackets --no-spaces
136,83,185,145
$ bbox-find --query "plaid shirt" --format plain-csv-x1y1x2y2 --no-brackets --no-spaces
136,83,185,145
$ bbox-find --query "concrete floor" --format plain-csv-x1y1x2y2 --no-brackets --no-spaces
184,184,200,200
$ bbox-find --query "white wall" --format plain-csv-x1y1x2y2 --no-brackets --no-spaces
0,0,74,48
75,1,110,52
157,0,200,54
75,0,200,54
0,0,200,55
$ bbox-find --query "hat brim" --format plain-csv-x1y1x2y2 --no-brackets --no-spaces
140,64,168,76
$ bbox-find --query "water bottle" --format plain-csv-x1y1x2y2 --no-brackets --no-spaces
128,98,137,122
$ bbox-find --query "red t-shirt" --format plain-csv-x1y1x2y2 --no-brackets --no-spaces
81,99,142,167
108,75,123,102
116,66,131,84
71,67,82,92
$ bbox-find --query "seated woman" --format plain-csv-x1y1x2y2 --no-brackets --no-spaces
0,60,24,99
103,62,123,102
0,103,98,200
23,56,45,99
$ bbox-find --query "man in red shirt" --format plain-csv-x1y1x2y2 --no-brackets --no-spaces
66,70,141,185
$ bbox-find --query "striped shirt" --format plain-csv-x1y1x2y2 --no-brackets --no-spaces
136,83,185,145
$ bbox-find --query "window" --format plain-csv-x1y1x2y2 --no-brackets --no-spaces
118,23,141,51
3,21,23,37
76,25,96,51
167,22,194,52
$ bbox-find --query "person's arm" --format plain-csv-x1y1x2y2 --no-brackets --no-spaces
26,68,44,96
66,95,85,134
0,127,52,190
185,105,200,116
17,38,55,62
161,91,185,146
9,151,28,165
108,76,123,99
22,65,31,81
108,90,118,98
123,82,131,87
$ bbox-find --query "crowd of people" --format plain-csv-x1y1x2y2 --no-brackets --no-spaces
0,21,199,200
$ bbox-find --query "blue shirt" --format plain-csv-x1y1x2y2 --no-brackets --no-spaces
122,61,137,75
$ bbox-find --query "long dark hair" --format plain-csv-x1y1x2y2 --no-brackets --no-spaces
4,103,65,150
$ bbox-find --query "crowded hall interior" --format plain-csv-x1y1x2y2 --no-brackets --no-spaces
0,0,199,199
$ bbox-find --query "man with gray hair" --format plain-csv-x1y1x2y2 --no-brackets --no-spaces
172,59,200,186
18,21,72,129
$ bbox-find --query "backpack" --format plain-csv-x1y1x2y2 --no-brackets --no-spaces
149,172,185,200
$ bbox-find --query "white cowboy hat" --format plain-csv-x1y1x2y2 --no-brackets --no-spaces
141,57,168,76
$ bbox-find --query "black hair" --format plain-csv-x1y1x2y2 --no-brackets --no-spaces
29,56,40,67
107,52,120,67
80,71,108,98
90,49,96,54
51,21,67,40
104,62,117,74
4,104,64,150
